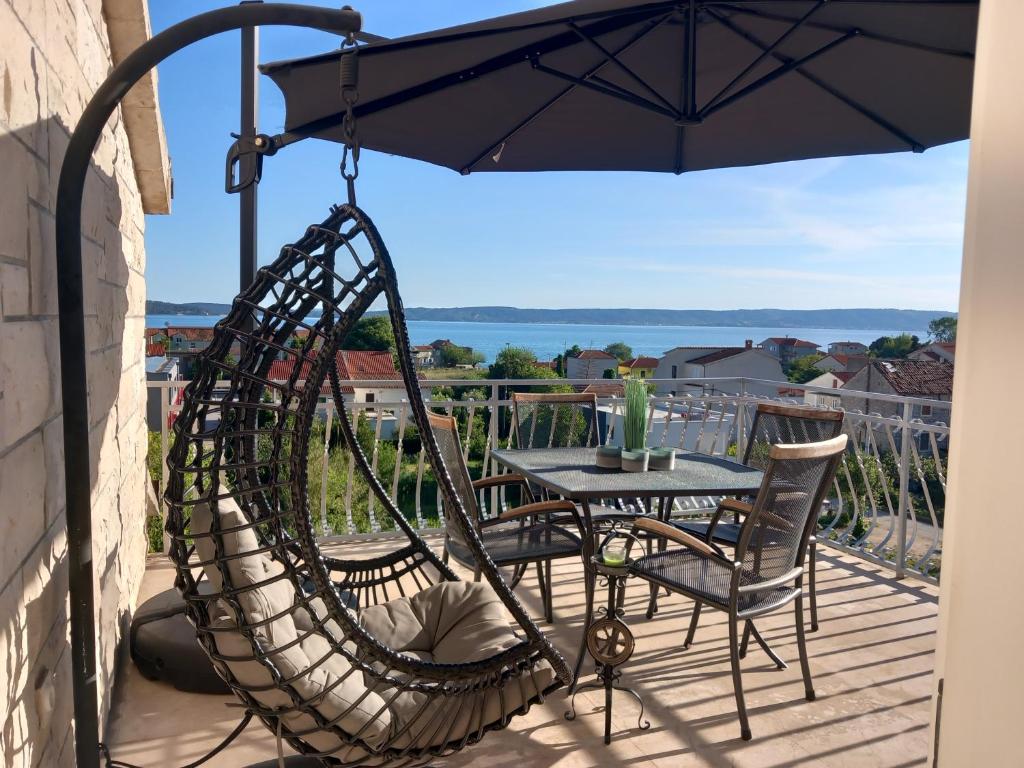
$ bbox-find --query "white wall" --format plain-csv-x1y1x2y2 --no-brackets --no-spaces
932,2,1024,764
0,1,166,763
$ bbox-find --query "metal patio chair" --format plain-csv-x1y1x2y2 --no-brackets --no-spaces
629,434,849,741
164,204,569,766
506,392,635,585
676,403,845,631
430,410,587,623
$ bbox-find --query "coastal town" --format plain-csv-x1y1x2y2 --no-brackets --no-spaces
143,320,955,434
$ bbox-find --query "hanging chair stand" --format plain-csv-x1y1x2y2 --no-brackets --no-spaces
56,5,567,768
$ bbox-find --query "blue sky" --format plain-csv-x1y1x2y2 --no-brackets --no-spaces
144,1,968,312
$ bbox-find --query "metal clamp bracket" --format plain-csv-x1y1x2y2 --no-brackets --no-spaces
225,132,279,193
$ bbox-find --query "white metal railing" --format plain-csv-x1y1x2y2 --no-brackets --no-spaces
146,376,949,583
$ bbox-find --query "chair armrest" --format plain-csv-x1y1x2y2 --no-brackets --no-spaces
705,498,753,540
497,499,577,521
719,499,753,516
472,473,529,491
633,518,718,557
488,499,587,541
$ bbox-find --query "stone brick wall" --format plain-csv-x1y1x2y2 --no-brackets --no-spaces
0,0,160,764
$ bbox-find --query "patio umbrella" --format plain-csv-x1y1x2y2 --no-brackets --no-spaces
261,0,978,174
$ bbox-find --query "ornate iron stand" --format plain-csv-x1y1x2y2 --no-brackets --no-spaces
565,553,650,745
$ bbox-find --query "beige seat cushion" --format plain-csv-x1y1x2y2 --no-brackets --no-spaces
191,499,392,756
360,581,556,749
190,498,555,759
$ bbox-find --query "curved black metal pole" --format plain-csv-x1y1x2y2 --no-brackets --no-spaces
54,6,360,767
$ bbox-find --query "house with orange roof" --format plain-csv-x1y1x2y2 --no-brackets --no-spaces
757,336,821,366
909,341,956,364
618,356,659,379
566,349,618,379
652,342,784,396
813,352,868,374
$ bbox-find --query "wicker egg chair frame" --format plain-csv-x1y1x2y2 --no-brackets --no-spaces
164,202,569,766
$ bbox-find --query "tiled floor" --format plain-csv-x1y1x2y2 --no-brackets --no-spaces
106,536,938,767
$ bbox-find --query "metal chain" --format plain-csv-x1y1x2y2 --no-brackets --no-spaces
339,30,360,206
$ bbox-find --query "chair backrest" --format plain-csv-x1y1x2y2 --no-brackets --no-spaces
737,435,849,584
426,411,480,551
743,403,845,471
510,392,601,449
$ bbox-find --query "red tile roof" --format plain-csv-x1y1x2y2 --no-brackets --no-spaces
689,348,748,365
268,350,402,395
582,382,625,397
168,327,215,341
624,356,659,369
870,360,954,397
412,345,433,352
762,337,819,348
575,349,616,360
834,371,855,384
336,350,401,382
145,343,166,357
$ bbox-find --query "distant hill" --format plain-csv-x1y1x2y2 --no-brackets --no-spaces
150,301,953,331
388,307,954,331
147,300,232,316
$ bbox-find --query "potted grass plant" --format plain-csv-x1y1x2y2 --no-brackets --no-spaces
621,378,650,472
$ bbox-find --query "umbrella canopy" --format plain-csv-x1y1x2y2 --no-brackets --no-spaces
262,0,978,174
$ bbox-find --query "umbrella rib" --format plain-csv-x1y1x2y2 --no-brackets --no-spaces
567,20,678,114
712,1,975,60
283,7,670,143
531,60,681,120
460,12,677,174
700,29,860,121
706,8,925,151
701,0,828,115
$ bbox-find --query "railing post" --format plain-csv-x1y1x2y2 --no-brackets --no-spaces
735,378,748,462
321,401,334,536
159,383,170,554
896,399,913,579
489,382,500,516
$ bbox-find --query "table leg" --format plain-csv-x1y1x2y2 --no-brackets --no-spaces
570,499,596,692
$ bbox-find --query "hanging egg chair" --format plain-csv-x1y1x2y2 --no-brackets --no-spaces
164,202,569,766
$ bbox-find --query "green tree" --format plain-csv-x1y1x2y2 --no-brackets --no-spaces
928,316,957,343
869,333,921,359
436,343,485,368
556,345,583,376
343,316,396,353
489,346,555,380
787,353,825,383
602,368,617,379
603,342,633,361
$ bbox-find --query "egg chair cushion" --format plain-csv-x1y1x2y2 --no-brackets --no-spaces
192,497,554,758
191,499,394,757
358,580,556,749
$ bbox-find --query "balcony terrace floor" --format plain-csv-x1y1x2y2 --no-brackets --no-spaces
106,535,938,767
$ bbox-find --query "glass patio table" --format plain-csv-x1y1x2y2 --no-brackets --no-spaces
490,446,764,690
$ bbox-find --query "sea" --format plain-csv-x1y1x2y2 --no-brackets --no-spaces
146,315,927,364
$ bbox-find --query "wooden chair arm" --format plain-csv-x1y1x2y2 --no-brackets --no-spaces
718,499,753,516
490,499,587,542
472,473,529,491
497,499,578,522
633,518,717,557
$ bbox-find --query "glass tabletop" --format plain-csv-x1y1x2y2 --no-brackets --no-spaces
491,447,764,499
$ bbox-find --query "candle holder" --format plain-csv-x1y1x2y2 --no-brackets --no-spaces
566,525,650,744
